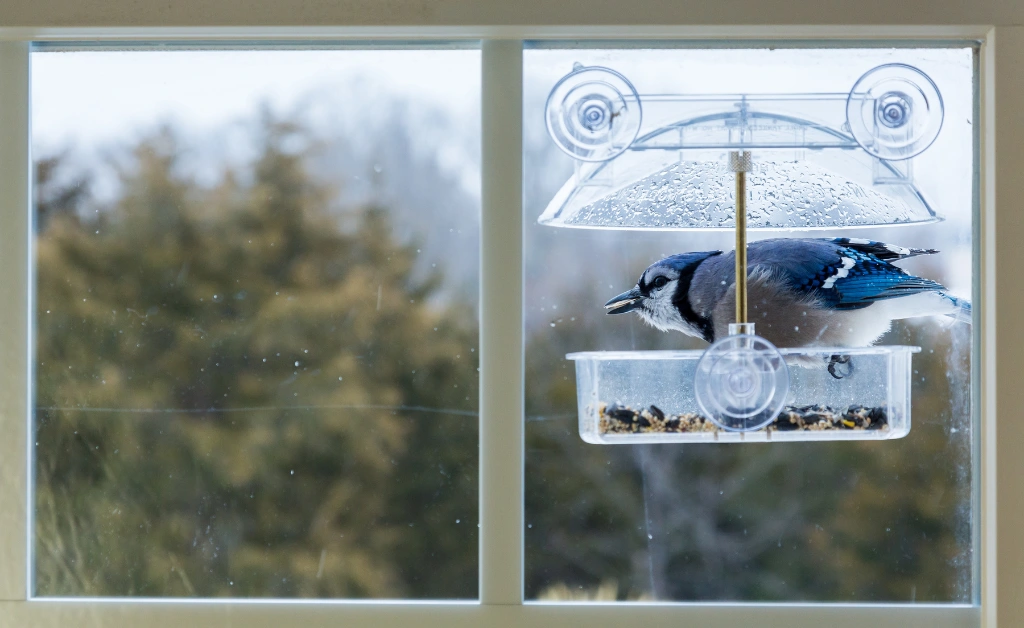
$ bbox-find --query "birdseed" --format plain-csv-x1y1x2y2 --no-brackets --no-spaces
597,402,889,434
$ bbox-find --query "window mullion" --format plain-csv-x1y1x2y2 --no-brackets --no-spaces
480,38,524,606
0,39,30,602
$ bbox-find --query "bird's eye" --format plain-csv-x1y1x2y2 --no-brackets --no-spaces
652,276,669,289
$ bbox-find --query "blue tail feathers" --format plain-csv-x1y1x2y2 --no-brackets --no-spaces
940,292,972,324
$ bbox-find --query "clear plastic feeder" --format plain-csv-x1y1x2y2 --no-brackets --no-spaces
540,62,940,445
539,63,944,231
570,346,919,444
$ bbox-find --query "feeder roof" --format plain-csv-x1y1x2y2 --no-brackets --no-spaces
539,112,940,231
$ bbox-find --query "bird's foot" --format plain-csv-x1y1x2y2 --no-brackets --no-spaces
827,354,853,379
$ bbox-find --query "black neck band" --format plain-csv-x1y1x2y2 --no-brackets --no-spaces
672,257,716,343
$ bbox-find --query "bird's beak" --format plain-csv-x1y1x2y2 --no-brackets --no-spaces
604,286,644,314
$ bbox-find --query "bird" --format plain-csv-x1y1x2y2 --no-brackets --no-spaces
604,237,970,374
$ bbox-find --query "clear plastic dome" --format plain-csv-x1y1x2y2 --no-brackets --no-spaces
539,112,939,231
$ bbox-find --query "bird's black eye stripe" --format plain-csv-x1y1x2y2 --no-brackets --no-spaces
652,276,668,289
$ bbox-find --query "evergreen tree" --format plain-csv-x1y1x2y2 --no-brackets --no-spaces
34,119,478,598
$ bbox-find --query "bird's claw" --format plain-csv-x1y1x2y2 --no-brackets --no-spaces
828,354,853,379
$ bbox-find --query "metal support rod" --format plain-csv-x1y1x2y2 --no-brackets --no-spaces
730,150,751,325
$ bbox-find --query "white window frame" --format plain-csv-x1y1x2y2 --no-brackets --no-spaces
0,4,1020,627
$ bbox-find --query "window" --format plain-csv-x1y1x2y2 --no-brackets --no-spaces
31,46,481,599
523,45,975,603
0,17,1018,628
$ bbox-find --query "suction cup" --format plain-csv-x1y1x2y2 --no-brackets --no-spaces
694,333,790,432
545,64,642,162
846,63,944,161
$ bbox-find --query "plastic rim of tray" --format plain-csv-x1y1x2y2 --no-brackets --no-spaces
567,346,920,444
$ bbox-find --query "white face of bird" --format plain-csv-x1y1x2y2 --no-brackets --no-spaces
636,273,685,332
605,267,693,335
606,251,726,341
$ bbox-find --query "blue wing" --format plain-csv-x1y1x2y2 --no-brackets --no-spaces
826,237,938,261
748,238,945,311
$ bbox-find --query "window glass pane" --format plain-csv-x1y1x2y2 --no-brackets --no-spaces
524,46,975,602
32,47,480,599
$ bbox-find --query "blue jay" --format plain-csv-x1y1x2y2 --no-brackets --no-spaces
605,237,970,355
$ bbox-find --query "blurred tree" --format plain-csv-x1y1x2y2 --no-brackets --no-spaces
34,117,478,598
34,150,90,232
807,322,973,602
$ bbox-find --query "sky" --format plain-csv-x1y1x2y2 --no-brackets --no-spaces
31,48,483,202
31,48,481,150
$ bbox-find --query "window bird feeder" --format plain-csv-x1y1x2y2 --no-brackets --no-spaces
543,62,943,443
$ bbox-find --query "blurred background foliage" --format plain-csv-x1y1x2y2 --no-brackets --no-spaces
35,109,972,601
34,117,479,598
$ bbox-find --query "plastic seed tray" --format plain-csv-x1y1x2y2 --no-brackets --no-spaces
569,346,919,444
